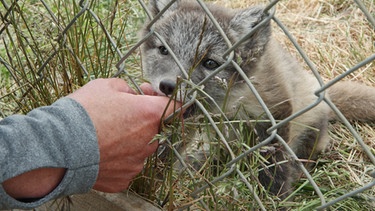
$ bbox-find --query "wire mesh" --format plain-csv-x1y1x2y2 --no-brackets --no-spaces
0,0,374,210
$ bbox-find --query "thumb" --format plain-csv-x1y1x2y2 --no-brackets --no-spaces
159,97,183,119
145,95,183,121
140,83,159,96
139,83,185,117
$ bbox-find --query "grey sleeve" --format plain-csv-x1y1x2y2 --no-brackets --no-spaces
0,97,100,209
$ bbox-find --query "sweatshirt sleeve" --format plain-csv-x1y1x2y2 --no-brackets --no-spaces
0,97,100,209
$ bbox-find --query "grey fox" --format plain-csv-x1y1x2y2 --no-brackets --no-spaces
140,0,375,198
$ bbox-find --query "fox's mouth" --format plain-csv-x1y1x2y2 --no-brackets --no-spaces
160,91,197,119
183,103,197,118
153,87,197,120
152,79,200,118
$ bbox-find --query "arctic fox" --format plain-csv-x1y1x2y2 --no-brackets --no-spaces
141,0,375,197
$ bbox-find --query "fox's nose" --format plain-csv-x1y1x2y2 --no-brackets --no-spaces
159,79,176,96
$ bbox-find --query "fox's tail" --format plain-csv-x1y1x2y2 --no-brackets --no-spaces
328,81,375,122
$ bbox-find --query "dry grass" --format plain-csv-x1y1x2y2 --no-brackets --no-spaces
221,0,375,209
1,0,374,210
220,0,375,83
274,0,375,84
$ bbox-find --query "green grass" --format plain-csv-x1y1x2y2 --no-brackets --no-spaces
0,0,145,116
1,0,375,210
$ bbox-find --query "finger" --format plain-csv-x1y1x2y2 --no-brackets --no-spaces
145,140,159,155
109,78,137,94
140,83,159,96
163,99,183,117
142,95,181,115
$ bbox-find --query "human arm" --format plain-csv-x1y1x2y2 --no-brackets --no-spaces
0,97,98,209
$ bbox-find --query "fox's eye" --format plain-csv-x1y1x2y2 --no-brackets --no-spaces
202,59,219,70
159,46,169,55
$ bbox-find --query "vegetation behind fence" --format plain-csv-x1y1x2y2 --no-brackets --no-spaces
1,0,374,210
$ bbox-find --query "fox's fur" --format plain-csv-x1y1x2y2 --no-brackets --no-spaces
141,0,375,198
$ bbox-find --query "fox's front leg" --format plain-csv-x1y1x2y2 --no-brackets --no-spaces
256,106,330,198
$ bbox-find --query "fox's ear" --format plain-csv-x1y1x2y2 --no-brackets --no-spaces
148,0,180,17
229,6,271,52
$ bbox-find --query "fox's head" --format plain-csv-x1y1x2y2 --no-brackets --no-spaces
141,0,271,107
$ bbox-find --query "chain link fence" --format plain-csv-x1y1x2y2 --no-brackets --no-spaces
1,0,374,210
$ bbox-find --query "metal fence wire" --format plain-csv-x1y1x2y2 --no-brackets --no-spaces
1,0,375,210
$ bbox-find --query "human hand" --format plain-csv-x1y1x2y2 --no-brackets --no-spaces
68,78,181,192
2,79,179,199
